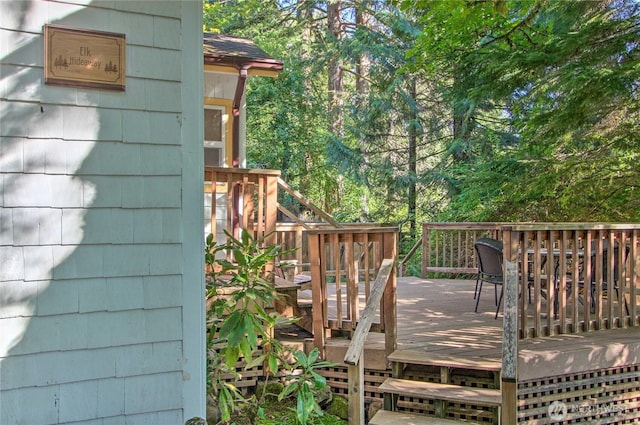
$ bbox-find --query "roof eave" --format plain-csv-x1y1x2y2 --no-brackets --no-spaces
203,55,284,72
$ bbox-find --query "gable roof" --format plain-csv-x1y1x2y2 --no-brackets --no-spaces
203,33,283,71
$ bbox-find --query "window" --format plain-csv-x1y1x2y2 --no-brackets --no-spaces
204,105,227,167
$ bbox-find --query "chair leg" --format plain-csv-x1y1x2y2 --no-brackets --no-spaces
614,286,630,316
474,276,480,299
625,298,630,316
475,280,484,313
495,286,504,320
494,284,498,305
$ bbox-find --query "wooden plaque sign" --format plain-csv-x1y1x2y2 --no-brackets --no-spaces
44,25,126,91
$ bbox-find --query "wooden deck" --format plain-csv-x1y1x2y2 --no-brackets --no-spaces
293,276,640,423
300,277,640,380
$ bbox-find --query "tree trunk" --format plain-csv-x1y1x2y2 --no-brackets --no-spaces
408,79,418,239
355,3,370,101
327,1,343,137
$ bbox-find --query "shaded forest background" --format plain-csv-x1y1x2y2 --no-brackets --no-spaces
204,0,640,242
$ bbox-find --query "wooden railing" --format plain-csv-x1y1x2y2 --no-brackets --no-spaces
502,225,640,337
206,167,343,254
498,224,640,423
205,167,280,249
306,227,398,357
276,222,382,274
420,222,503,277
419,223,640,338
343,259,395,425
277,177,341,228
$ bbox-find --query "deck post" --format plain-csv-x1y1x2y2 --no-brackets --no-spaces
308,233,326,357
347,359,365,425
382,231,398,358
501,228,519,424
422,224,429,279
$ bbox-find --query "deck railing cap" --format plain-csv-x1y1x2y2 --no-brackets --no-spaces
421,222,640,231
504,222,640,231
204,166,281,176
305,225,399,235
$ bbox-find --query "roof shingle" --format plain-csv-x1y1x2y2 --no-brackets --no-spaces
203,33,283,70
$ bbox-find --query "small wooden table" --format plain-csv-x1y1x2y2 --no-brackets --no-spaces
274,274,311,318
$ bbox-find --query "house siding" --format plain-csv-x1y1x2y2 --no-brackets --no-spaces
0,1,205,424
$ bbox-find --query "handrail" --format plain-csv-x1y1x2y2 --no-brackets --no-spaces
343,258,395,425
398,236,422,277
277,177,342,227
277,203,311,229
344,258,395,365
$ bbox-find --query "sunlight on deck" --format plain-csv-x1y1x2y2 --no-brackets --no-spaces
394,278,503,354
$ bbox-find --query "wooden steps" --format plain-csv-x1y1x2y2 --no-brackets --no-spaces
388,349,502,372
380,378,502,407
377,349,502,424
369,410,481,425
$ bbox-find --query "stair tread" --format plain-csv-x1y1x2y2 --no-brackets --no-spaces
388,349,501,372
369,410,482,425
379,378,502,407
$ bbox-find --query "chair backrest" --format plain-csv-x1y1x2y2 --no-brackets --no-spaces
474,237,504,278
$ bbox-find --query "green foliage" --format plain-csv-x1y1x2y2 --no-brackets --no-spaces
232,396,347,425
204,1,446,227
205,0,640,236
278,348,335,425
206,230,336,424
325,396,348,420
206,230,287,422
403,0,640,222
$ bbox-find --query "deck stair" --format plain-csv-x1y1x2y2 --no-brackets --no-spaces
372,349,502,425
369,410,484,425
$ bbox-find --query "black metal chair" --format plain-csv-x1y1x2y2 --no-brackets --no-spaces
474,237,504,319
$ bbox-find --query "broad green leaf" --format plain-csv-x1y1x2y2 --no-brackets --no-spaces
224,346,240,368
245,353,266,369
268,353,279,375
218,310,242,339
278,382,297,401
307,347,319,365
311,371,326,389
239,339,253,363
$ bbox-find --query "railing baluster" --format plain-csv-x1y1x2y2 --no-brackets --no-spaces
571,230,581,332
210,173,217,241
346,233,357,329
308,232,325,356
519,231,528,338
435,229,440,272
558,230,568,332
364,233,371,298
632,230,639,322
619,231,628,328
333,233,342,329
546,231,555,334
607,233,616,326
534,230,543,337
257,175,264,237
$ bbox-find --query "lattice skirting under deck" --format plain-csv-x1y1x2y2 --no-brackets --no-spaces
518,364,640,424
